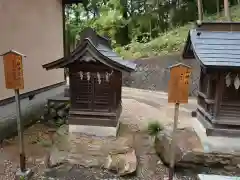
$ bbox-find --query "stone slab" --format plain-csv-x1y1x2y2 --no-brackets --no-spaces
15,168,33,180
198,174,240,180
191,117,240,154
69,122,119,137
50,124,135,170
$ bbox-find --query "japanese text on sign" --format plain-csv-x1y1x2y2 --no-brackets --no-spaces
2,51,24,90
168,63,191,104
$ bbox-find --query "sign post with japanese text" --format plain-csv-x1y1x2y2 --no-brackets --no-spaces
1,50,27,173
167,63,191,180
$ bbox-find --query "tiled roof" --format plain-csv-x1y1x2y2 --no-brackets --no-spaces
42,28,136,72
182,22,240,68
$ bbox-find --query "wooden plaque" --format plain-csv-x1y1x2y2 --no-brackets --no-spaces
168,63,191,104
2,51,24,89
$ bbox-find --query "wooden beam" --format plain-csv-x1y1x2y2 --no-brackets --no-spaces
197,105,214,122
197,91,215,104
62,3,67,80
68,117,118,127
63,0,82,5
213,119,240,126
214,73,224,118
206,74,211,98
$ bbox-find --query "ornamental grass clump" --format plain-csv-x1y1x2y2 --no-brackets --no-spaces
147,121,163,137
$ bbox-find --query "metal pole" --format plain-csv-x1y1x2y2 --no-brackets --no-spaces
15,89,26,172
169,102,180,180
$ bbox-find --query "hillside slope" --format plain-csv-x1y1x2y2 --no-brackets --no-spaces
117,5,240,59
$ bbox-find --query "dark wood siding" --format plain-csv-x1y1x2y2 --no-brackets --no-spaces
69,61,118,112
70,72,93,110
93,73,111,111
218,75,240,124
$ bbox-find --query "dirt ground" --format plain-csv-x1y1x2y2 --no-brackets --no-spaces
0,87,198,180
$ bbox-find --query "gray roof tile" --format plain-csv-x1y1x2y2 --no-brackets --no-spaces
96,44,136,70
189,29,240,67
43,28,136,72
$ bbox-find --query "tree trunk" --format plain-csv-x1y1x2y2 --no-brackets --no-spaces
216,0,220,17
197,0,203,21
224,0,231,21
118,0,130,45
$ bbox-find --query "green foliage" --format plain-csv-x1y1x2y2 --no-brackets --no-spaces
147,121,163,137
65,1,240,59
117,4,240,59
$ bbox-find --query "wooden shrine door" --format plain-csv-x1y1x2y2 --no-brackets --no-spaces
71,72,112,112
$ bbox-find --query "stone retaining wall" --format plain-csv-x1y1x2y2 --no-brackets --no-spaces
123,54,200,96
42,100,70,127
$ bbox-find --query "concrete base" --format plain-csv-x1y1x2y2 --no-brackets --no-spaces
191,117,240,153
69,122,120,137
198,174,240,180
15,168,33,180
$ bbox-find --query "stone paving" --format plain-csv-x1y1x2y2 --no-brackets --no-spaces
121,87,197,131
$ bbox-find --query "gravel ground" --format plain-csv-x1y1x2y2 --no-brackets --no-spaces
36,163,197,180
0,88,236,180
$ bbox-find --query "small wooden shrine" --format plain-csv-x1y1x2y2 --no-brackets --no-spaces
182,22,240,137
43,28,136,135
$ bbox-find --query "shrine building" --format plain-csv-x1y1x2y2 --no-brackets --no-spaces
182,22,240,137
43,27,136,137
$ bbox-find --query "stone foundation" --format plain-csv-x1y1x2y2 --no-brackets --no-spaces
191,117,240,153
50,124,137,176
69,121,120,137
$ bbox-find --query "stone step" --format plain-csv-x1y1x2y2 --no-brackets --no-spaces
198,174,240,180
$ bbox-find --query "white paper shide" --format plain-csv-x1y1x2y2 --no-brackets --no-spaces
97,72,101,84
77,70,113,83
225,73,231,87
234,74,240,90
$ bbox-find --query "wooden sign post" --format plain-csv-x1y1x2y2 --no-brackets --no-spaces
1,50,27,173
167,63,191,180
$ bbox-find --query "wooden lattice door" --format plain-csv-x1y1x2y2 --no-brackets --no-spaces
71,72,93,110
71,72,112,111
92,73,111,111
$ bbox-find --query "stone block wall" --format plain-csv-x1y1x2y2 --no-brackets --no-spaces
123,54,200,97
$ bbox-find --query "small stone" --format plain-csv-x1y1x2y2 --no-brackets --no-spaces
104,148,137,176
157,160,163,165
57,110,66,118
